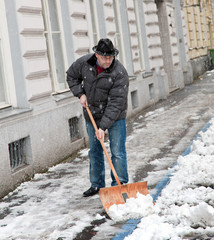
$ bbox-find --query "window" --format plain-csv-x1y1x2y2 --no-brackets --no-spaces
68,116,82,141
113,0,134,74
149,83,155,100
42,0,68,93
89,0,99,44
134,0,146,71
9,137,29,170
0,40,8,107
113,0,125,65
131,90,139,109
0,1,12,109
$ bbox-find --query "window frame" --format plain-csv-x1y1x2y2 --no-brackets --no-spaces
0,39,9,108
134,0,146,72
0,1,15,109
89,0,99,44
42,0,69,94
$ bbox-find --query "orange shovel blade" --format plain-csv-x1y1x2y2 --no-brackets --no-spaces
99,181,149,213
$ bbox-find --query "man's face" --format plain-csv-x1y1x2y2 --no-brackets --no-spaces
95,53,114,69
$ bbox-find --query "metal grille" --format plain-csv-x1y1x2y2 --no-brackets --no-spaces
69,117,81,141
9,138,26,169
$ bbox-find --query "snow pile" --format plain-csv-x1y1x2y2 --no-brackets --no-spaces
107,193,155,222
125,119,214,240
125,215,175,240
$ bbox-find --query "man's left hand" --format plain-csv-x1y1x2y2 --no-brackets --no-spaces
96,128,105,142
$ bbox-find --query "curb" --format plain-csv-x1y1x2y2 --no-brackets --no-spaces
112,118,213,240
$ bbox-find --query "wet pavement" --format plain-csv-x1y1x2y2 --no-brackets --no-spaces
1,69,214,239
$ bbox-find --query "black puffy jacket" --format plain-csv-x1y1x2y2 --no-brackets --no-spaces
66,54,129,131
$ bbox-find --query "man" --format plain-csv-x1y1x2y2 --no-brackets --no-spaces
66,38,129,197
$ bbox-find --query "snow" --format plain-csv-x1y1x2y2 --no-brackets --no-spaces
124,118,214,240
0,165,94,240
108,193,155,222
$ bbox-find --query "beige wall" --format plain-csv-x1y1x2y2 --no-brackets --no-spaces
183,0,214,59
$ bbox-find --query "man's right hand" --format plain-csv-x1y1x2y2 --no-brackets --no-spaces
80,94,88,108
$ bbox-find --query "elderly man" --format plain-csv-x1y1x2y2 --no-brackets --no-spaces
66,38,129,197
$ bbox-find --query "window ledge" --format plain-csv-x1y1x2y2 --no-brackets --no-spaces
0,107,32,121
129,75,137,81
142,71,153,78
52,91,74,102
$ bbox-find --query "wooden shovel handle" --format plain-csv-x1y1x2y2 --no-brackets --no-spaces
86,106,121,186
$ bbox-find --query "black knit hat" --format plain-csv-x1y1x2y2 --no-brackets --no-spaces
92,38,119,56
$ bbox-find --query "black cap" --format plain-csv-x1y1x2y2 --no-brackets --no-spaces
92,38,119,56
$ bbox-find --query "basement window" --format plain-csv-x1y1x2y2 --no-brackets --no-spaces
149,83,155,99
69,116,82,141
9,137,28,170
131,90,139,109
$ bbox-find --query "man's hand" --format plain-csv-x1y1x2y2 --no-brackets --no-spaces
81,95,104,142
80,94,88,108
96,128,105,142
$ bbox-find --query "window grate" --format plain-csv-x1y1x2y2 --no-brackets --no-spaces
69,117,81,141
149,83,155,100
9,138,26,169
131,90,139,109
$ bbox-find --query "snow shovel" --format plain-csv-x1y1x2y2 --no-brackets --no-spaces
86,106,149,214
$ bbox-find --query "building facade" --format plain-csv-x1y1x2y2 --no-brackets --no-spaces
182,0,214,78
0,0,212,198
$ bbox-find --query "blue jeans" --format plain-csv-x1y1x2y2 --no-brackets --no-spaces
86,119,129,188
